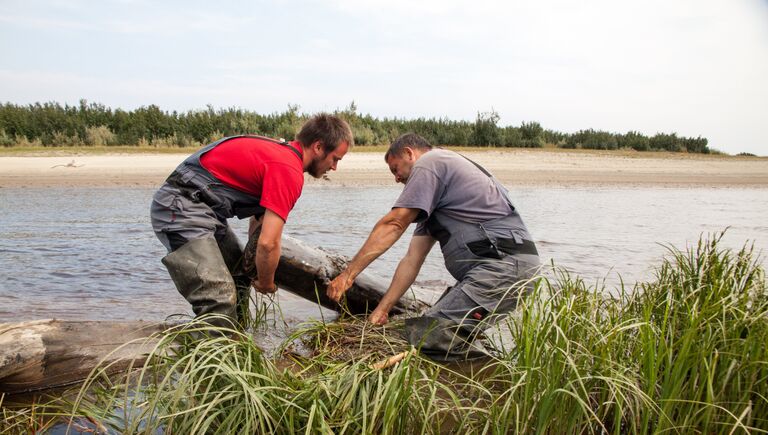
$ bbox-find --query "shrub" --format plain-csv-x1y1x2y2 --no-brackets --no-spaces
471,110,502,146
84,125,117,146
0,129,14,146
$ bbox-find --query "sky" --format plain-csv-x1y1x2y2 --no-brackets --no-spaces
1,0,767,155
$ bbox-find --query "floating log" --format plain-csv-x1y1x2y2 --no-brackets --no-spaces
0,319,168,394
245,234,435,315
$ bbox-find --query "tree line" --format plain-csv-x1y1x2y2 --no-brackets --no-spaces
0,100,711,153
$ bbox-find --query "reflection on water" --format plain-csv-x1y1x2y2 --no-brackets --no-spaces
1,185,766,323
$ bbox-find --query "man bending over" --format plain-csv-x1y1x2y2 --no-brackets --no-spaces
327,133,539,361
151,114,353,328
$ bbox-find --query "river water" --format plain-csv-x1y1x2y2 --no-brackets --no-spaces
1,185,766,324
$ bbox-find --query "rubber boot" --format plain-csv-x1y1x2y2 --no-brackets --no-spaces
404,316,489,362
217,228,251,327
162,236,237,329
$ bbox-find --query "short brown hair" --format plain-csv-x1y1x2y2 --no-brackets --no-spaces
384,133,433,161
296,114,354,153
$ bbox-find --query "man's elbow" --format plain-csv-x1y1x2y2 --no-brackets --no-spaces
380,210,417,232
380,217,408,233
257,238,280,254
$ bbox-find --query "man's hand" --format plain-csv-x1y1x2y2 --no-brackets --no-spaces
368,307,389,325
327,271,353,302
325,208,420,304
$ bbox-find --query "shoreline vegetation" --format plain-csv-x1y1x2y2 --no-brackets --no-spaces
2,146,767,188
2,233,766,433
4,143,768,158
4,101,766,187
1,100,723,154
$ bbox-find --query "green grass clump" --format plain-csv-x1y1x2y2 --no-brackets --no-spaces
58,321,459,434
0,394,58,433
464,233,767,433
630,235,767,432
2,233,766,434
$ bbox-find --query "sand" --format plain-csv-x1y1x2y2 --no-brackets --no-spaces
1,149,766,188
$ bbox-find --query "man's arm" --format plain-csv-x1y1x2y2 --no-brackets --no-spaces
253,209,284,294
369,234,436,325
327,207,421,302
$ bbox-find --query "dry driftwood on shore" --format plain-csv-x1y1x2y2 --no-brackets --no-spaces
0,320,168,394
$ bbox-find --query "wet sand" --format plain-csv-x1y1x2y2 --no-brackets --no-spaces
1,149,766,188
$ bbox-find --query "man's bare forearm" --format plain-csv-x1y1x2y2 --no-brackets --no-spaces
253,210,285,292
342,211,413,281
327,208,420,302
256,238,280,288
376,256,422,312
368,235,435,324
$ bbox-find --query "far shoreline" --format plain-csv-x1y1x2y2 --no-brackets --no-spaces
2,144,766,159
1,147,767,188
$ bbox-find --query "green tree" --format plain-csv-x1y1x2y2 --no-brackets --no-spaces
519,121,544,147
618,131,650,151
650,133,682,152
471,109,501,146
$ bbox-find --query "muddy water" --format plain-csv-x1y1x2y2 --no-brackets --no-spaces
1,185,766,324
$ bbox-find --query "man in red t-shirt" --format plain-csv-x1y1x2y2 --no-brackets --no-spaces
150,114,353,329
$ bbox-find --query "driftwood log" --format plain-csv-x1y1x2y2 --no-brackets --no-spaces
248,234,434,315
1,235,436,394
0,320,168,394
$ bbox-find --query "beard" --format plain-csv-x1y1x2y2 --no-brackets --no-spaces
307,156,326,178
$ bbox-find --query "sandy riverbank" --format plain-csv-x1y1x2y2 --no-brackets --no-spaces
1,149,766,188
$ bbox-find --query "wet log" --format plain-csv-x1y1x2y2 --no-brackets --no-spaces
0,319,168,394
245,234,435,315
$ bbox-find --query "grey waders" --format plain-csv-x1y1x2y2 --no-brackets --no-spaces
404,316,490,362
216,229,252,327
162,236,240,329
400,151,541,362
152,135,293,330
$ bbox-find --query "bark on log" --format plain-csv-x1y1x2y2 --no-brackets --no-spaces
0,320,168,394
245,234,435,314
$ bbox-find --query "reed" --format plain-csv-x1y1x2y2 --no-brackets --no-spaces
2,233,765,433
0,394,57,433
466,233,767,433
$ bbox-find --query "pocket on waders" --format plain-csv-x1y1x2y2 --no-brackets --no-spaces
151,187,185,231
463,224,508,260
465,238,503,259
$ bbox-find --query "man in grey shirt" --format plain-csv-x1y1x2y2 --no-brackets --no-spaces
327,133,540,361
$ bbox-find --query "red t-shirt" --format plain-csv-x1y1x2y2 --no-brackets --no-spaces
199,137,304,221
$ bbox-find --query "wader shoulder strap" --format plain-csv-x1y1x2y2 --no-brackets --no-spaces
458,153,515,210
459,153,492,177
235,135,303,161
